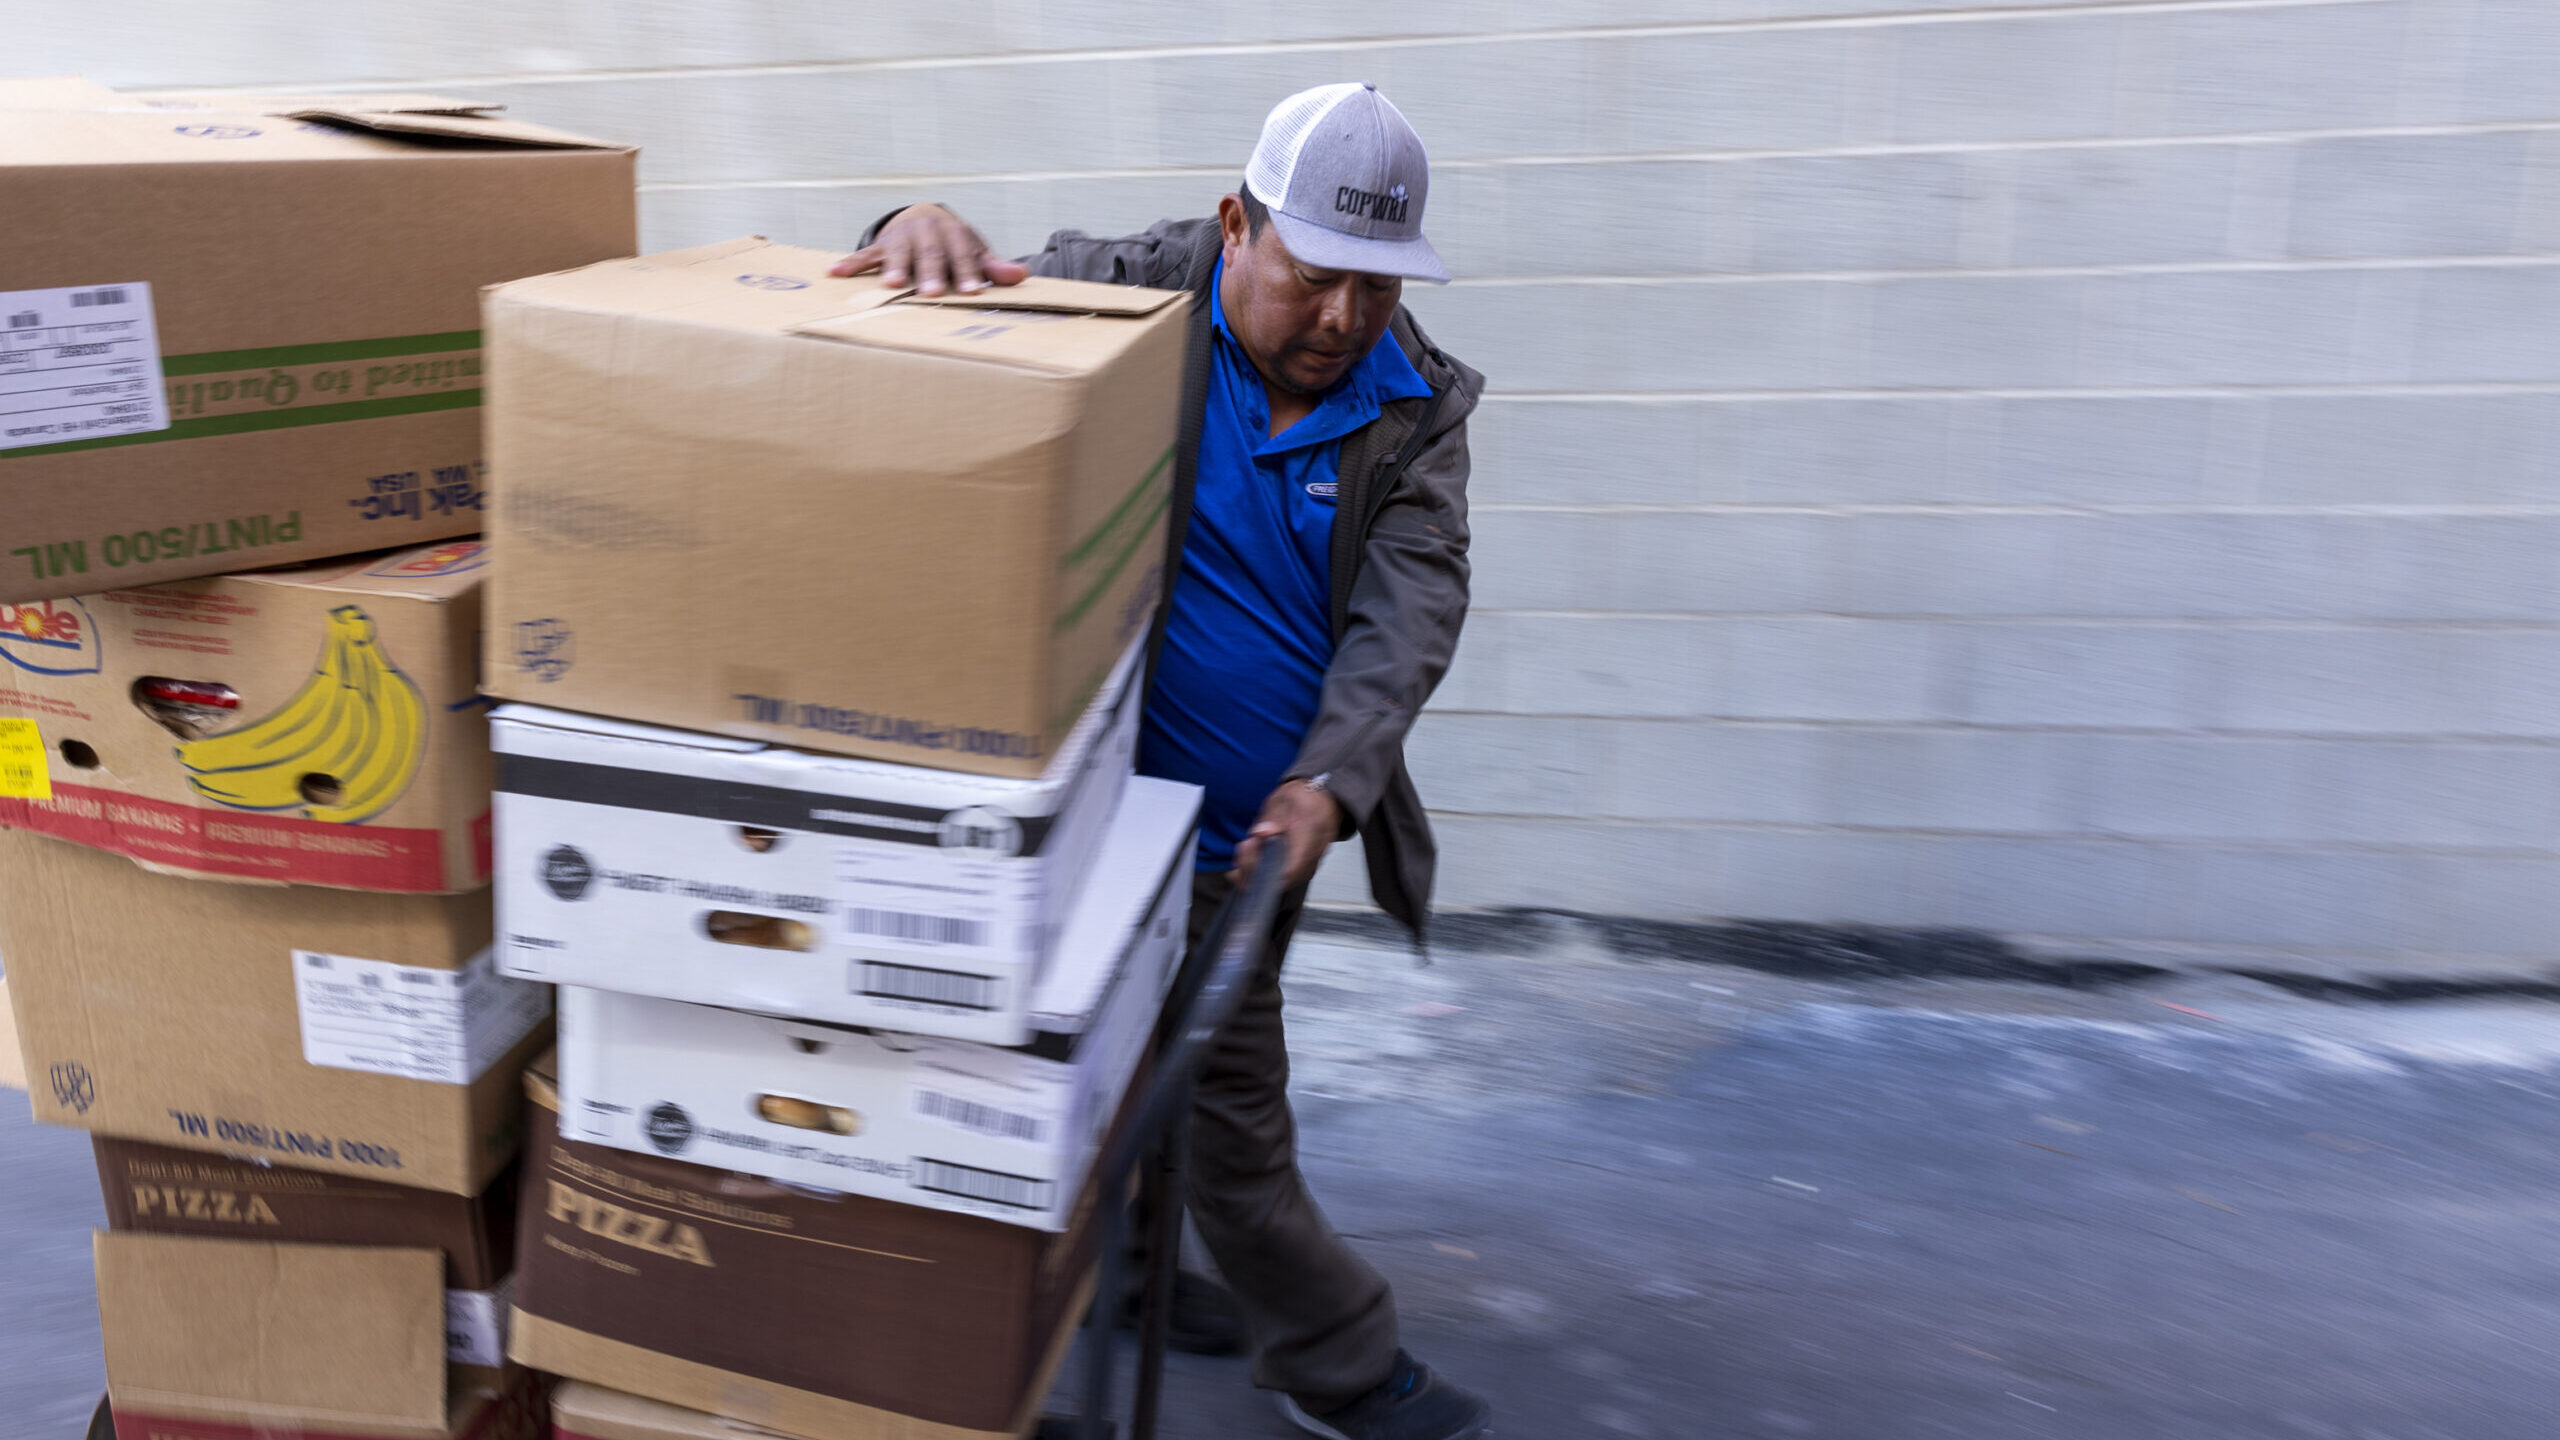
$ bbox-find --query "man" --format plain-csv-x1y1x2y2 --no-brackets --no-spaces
836,83,1488,1440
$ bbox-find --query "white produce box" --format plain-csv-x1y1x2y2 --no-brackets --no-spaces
493,638,1142,1046
555,776,1200,1230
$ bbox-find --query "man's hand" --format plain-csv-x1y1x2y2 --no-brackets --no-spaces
1232,779,1341,893
829,204,1028,296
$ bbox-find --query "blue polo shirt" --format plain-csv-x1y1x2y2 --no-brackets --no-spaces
1137,263,1434,870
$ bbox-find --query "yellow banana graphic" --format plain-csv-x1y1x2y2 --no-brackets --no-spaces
309,621,425,824
177,606,427,824
169,632,354,776
179,645,364,810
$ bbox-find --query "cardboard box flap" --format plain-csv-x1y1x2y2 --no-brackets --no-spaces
792,278,1191,375
895,278,1185,318
95,1231,447,1429
287,106,622,150
486,237,897,329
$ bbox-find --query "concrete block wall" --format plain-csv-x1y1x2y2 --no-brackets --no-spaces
35,0,2558,969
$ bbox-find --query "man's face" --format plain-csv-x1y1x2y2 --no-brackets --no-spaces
1217,194,1404,399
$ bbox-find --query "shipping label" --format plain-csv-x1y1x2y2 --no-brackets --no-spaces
445,1275,515,1366
0,283,168,451
293,946,552,1085
835,837,1037,963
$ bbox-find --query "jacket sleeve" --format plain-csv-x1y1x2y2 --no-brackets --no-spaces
1285,401,1474,830
1021,217,1214,286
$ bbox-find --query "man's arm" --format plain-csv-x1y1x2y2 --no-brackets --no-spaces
833,207,1212,292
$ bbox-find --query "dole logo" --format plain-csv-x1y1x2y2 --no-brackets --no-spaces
368,541,487,578
0,598,102,676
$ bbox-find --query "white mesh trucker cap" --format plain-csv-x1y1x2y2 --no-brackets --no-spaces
1244,83,1449,283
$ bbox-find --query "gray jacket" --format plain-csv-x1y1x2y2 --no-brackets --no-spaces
864,212,1484,938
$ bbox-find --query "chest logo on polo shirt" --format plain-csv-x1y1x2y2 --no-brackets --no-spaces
1304,481,1339,499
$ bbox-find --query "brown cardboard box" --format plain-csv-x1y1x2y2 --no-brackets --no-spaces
0,829,549,1193
0,79,636,603
95,1230,548,1440
94,1135,516,1291
0,540,492,891
481,238,1186,778
511,1055,1103,1439
550,1383,808,1440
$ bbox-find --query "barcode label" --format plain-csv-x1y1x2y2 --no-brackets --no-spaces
915,1089,1047,1143
848,909,989,948
0,282,168,451
913,1157,1052,1211
858,960,998,1011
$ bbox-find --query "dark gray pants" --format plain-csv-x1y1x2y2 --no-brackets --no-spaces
1183,869,1401,1408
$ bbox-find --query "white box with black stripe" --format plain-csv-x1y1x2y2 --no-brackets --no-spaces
492,638,1142,1047
554,775,1199,1229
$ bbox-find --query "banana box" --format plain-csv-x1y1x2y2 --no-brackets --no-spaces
490,635,1141,1047
555,777,1196,1230
0,540,491,893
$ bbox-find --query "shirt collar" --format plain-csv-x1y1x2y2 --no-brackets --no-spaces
1210,259,1436,457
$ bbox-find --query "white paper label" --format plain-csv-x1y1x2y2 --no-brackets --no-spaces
0,283,168,451
293,947,551,1085
835,840,1033,957
444,1276,514,1367
912,1086,1051,1144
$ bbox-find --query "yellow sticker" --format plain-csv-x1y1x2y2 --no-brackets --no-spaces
0,718,51,800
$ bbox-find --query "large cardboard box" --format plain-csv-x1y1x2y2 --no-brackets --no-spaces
0,829,549,1193
95,1230,548,1440
480,238,1186,778
0,540,493,892
0,80,636,603
556,776,1195,1228
513,1053,1112,1440
95,1135,519,1365
491,636,1140,1046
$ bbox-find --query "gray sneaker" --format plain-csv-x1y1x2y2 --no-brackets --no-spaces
1277,1351,1492,1440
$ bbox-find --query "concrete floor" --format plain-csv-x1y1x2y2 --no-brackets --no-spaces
8,932,2560,1438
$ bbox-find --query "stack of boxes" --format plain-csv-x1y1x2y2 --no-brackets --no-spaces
0,79,634,1440
2,85,1203,1439
474,238,1199,1437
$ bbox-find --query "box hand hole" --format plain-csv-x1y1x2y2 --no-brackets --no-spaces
57,738,101,770
703,910,817,951
131,676,241,738
736,826,784,853
298,773,345,806
756,1094,861,1135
